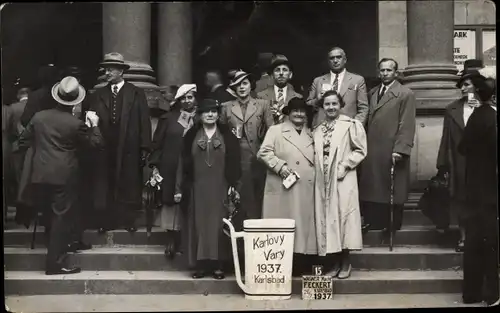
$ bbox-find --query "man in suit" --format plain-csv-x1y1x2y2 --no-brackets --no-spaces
257,54,303,124
85,52,151,234
204,70,235,104
254,52,275,95
359,58,416,242
17,76,103,275
436,59,484,252
220,70,274,221
20,64,59,127
306,47,368,128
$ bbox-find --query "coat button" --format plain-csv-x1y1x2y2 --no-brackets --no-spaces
296,161,300,165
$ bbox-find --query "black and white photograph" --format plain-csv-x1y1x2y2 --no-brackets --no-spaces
2,1,498,311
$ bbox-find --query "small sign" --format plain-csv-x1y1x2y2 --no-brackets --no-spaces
302,265,333,300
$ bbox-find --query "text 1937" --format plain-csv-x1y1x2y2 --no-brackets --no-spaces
257,263,282,274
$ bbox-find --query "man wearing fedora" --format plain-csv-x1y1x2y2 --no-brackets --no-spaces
257,54,303,125
220,70,274,221
86,52,151,234
436,59,484,252
306,47,369,128
17,76,103,275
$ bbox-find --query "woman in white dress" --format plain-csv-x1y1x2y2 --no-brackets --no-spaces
313,90,367,279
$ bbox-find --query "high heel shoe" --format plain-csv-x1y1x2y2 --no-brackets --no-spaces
192,270,206,279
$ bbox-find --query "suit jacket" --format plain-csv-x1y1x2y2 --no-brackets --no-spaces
20,87,58,127
458,104,497,207
436,98,468,200
220,97,274,155
87,81,152,208
360,80,416,205
306,71,369,128
256,83,303,104
254,74,274,95
17,108,103,186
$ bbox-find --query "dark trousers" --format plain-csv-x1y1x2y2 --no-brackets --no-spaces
33,183,76,270
361,201,404,231
463,206,499,302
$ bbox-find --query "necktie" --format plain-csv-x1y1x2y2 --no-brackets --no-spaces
378,86,386,103
332,74,339,92
113,85,118,97
112,85,118,124
276,89,285,123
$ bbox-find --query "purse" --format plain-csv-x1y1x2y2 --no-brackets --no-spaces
418,173,451,230
222,188,241,237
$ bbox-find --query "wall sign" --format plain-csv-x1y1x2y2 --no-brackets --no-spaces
454,30,476,71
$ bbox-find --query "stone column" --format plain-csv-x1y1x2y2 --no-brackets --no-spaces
403,0,461,106
96,3,157,90
157,2,192,86
403,0,461,186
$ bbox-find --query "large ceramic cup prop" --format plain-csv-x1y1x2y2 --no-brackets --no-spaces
222,218,295,300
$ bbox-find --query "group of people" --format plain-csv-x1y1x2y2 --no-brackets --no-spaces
2,46,497,305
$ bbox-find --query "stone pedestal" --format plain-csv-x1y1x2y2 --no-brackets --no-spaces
403,0,462,187
96,3,157,90
157,2,192,86
403,0,461,109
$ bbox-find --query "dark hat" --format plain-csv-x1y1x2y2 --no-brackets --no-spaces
269,54,292,72
282,97,309,115
197,98,221,113
457,69,483,88
99,52,131,70
463,59,484,71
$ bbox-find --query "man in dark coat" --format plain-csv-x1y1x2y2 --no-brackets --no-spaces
86,52,152,233
205,70,235,104
359,58,416,242
436,59,484,251
458,71,498,306
17,76,103,275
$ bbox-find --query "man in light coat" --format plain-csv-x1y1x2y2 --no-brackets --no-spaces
306,47,369,128
257,54,303,124
359,58,416,242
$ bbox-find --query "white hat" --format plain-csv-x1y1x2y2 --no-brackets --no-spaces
174,84,197,100
51,76,86,106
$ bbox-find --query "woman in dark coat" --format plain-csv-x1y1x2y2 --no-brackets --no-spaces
436,67,480,251
149,84,198,257
457,71,498,306
180,99,241,280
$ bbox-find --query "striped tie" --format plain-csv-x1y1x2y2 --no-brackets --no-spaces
332,74,339,92
276,88,285,123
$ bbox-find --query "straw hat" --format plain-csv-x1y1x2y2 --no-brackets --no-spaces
174,84,197,100
51,76,86,106
229,71,252,88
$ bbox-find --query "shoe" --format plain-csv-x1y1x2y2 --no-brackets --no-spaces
456,240,465,252
126,227,137,233
67,241,92,253
213,270,225,280
361,223,371,235
192,271,205,279
462,297,483,304
337,264,352,279
97,228,108,234
45,266,81,275
485,297,500,306
327,263,341,277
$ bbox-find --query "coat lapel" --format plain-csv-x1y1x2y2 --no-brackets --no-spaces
285,84,298,103
100,84,112,110
324,117,351,173
230,102,244,121
282,121,314,164
338,72,352,97
118,83,134,156
314,127,324,174
244,99,258,122
371,81,401,116
449,99,466,130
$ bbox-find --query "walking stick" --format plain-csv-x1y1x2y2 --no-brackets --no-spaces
31,214,38,250
389,164,395,252
145,187,154,241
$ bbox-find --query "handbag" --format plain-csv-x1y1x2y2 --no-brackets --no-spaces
222,188,241,237
418,173,451,230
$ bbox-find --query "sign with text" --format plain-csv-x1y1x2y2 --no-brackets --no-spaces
302,265,334,300
454,30,476,71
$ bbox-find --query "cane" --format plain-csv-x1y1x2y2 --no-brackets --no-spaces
145,187,154,241
389,164,395,252
31,214,38,250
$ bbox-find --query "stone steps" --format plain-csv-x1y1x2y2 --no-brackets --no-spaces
3,246,463,272
4,270,464,295
4,224,460,248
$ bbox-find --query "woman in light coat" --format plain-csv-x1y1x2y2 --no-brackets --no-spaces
314,90,367,279
257,98,317,276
